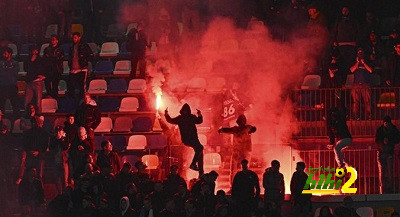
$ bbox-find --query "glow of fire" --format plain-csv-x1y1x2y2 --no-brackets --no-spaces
156,93,162,110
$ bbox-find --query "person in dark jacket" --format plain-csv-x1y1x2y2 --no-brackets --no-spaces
96,140,121,175
290,161,311,217
70,127,94,179
49,126,70,193
68,32,93,100
164,165,187,197
232,159,260,217
64,113,79,144
385,40,400,87
375,116,400,194
327,107,352,167
0,47,19,116
165,103,204,176
17,116,49,184
75,93,101,150
120,196,138,217
126,21,148,79
18,167,44,215
218,114,256,183
24,46,45,112
43,35,64,99
263,160,285,215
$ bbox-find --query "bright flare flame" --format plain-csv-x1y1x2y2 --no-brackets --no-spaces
156,93,162,110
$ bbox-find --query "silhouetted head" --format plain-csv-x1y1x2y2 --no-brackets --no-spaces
241,159,249,170
72,32,81,44
296,161,306,172
236,114,247,126
383,116,392,127
180,103,191,116
271,160,280,171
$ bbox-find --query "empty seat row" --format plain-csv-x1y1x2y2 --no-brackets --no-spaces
94,134,167,152
95,116,153,133
88,78,146,94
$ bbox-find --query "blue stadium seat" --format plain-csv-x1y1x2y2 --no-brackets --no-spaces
62,43,73,58
98,98,120,112
107,79,127,93
119,42,131,59
57,97,78,113
132,117,153,132
94,60,114,75
146,134,167,149
109,135,128,151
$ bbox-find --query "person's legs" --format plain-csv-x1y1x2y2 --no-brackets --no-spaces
33,81,43,113
377,151,385,194
362,85,371,119
334,138,352,167
188,140,204,175
351,85,361,119
25,83,34,109
130,55,139,78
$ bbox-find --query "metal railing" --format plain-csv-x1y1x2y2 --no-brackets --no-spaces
292,87,400,138
299,148,400,194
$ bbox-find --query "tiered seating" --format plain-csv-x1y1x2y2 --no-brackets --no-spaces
94,60,114,75
114,60,131,75
127,135,147,150
119,97,139,112
127,79,146,93
88,79,107,94
107,79,127,93
99,42,119,58
113,117,133,132
95,117,113,133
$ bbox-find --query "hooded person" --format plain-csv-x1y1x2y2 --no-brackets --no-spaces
327,107,352,168
218,114,256,182
120,196,137,217
165,103,204,176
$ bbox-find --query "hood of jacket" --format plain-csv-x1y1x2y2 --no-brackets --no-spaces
179,103,191,116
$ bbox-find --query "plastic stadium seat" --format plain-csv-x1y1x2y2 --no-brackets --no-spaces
88,79,107,94
63,61,70,75
87,43,99,56
114,60,131,75
45,24,58,39
40,43,49,57
53,117,66,129
113,117,132,132
240,39,259,50
121,154,140,166
109,135,128,151
206,77,226,92
377,92,395,108
146,134,167,149
377,207,394,217
187,77,206,92
345,74,354,88
41,98,58,113
18,62,26,76
198,134,207,145
94,60,114,75
108,79,127,93
127,79,147,93
132,117,153,132
58,80,67,95
125,23,138,35
57,97,78,113
62,43,73,57
220,39,239,52
356,207,374,217
94,117,113,133
141,154,159,169
71,24,84,36
8,43,18,57
2,118,11,131
204,153,222,169
127,135,147,150
98,98,120,112
100,42,119,58
301,75,321,89
314,207,333,217
119,97,139,112
12,119,23,133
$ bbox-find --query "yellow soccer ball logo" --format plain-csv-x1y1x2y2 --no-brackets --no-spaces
335,168,345,179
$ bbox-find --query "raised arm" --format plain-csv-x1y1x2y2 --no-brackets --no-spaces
194,109,203,124
164,108,179,124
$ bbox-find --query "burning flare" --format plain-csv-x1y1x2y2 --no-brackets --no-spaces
156,92,162,111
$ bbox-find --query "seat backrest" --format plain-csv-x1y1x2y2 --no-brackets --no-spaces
301,75,321,89
114,60,131,71
119,97,139,112
377,207,394,217
94,117,113,132
63,61,70,74
100,42,119,55
58,80,68,94
87,43,99,55
45,24,58,38
127,135,147,150
40,43,49,57
142,154,159,170
356,207,374,217
204,153,222,168
41,98,58,113
127,79,147,93
132,117,153,132
109,135,128,151
8,43,18,57
379,92,395,103
198,134,207,145
314,207,334,217
113,117,132,132
71,24,84,36
94,61,114,74
108,79,127,93
88,79,107,93
126,23,138,35
12,119,22,133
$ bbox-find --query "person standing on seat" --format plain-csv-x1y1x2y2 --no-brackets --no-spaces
24,46,45,112
75,93,101,149
327,107,352,168
43,35,64,99
0,47,19,116
126,21,148,79
68,32,93,101
165,103,204,176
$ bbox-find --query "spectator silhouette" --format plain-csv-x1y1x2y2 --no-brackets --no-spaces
263,160,285,215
